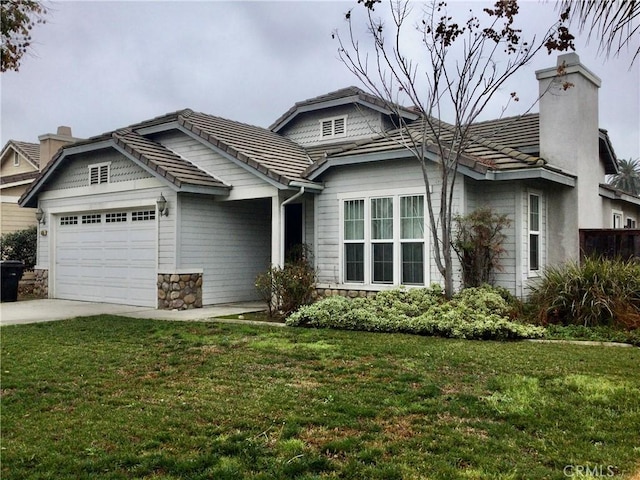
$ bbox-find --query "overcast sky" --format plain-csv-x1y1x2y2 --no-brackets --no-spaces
1,0,638,161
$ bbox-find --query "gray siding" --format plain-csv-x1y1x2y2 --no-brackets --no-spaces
178,194,271,304
465,180,519,293
47,149,151,190
281,105,384,147
314,158,464,288
154,131,267,189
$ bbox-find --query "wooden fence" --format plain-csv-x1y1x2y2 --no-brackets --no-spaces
579,229,640,260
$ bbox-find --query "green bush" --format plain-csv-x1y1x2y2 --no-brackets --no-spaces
527,257,640,329
255,248,317,319
287,285,545,340
0,226,37,270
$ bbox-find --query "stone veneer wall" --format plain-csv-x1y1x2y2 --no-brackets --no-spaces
33,269,49,298
315,288,378,300
158,273,203,310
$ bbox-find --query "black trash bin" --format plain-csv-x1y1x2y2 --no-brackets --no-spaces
1,261,25,302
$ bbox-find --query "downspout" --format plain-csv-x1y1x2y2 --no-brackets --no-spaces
279,186,305,266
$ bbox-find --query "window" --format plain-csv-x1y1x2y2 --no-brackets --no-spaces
320,116,347,139
342,194,425,286
60,216,78,225
106,212,127,223
344,199,365,282
82,214,101,224
626,217,637,229
401,196,425,285
529,193,540,272
13,152,20,166
371,197,394,283
132,210,156,222
613,211,623,229
89,163,110,185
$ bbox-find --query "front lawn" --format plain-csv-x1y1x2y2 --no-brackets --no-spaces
1,316,639,479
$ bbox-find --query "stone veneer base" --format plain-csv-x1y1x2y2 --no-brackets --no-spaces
315,288,378,300
158,273,203,310
33,269,49,298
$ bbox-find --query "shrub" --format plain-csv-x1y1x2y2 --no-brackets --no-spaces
453,208,511,288
287,285,545,340
0,226,37,270
527,257,640,329
255,247,317,319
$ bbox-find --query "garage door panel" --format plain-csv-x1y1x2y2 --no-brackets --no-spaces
55,210,157,307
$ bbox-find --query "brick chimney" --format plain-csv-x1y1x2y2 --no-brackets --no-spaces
38,126,78,170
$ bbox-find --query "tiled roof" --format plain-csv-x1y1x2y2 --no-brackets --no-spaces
3,140,40,167
112,129,229,189
307,116,545,177
467,113,540,153
0,170,39,186
178,110,313,185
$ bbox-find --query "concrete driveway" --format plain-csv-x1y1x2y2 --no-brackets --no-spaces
0,299,268,326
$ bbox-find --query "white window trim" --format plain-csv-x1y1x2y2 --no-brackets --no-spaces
88,162,111,185
319,115,347,140
612,210,623,229
527,190,542,277
339,192,428,288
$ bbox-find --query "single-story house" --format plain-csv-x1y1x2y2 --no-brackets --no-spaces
1,127,78,234
20,53,640,308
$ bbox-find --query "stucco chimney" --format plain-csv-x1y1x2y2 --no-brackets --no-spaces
38,126,78,170
536,53,603,231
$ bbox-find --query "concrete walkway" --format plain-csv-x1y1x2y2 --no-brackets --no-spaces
0,299,268,326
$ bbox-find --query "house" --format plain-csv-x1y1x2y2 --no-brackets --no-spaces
1,127,78,234
19,53,640,308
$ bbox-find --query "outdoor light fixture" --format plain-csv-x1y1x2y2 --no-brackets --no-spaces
157,194,169,216
35,207,45,225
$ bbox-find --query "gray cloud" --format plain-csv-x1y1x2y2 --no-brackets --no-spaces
1,1,638,161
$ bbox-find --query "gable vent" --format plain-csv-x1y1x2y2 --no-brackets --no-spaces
89,163,110,185
320,116,347,139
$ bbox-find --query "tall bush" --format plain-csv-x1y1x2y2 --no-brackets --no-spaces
453,208,511,288
0,226,37,270
528,257,640,329
255,245,316,319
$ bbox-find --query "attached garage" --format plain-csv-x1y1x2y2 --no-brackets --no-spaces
54,208,157,307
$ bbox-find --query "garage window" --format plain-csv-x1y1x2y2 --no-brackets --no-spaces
132,210,155,222
82,214,102,224
60,216,78,225
106,212,127,223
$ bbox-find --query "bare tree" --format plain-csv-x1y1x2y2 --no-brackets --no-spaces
334,0,574,298
1,1,48,73
560,0,640,65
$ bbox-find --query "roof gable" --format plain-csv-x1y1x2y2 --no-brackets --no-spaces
269,86,419,134
1,140,40,170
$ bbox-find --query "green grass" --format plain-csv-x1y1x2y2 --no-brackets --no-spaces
2,316,639,479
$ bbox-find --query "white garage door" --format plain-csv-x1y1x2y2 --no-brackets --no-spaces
55,209,157,307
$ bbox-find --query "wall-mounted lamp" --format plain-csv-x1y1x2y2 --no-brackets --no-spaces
157,194,169,217
35,207,46,225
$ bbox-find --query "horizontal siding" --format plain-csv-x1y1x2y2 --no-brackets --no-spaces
179,195,271,304
464,180,519,293
314,158,464,287
0,202,37,234
155,131,267,189
47,149,151,191
281,105,383,147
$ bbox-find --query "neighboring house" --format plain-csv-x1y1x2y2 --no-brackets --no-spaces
20,53,640,308
1,127,78,234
